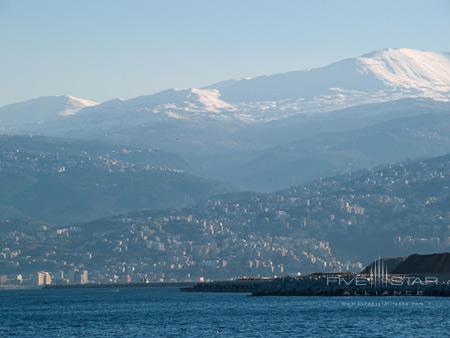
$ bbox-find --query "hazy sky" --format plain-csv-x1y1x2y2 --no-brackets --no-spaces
1,0,449,106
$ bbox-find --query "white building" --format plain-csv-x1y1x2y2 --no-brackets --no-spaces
36,271,52,286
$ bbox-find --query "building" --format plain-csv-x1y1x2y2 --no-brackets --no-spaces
74,270,89,284
80,270,89,284
36,271,52,286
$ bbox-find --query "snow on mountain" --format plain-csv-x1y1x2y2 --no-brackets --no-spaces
152,88,236,117
189,88,236,112
60,95,98,116
75,88,237,123
358,48,450,96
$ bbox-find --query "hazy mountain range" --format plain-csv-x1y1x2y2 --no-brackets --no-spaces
0,47,449,207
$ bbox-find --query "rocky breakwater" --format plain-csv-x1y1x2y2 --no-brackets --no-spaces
180,277,277,293
251,273,450,297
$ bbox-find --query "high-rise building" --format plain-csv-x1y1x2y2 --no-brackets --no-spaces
36,271,52,286
74,270,89,284
80,270,89,284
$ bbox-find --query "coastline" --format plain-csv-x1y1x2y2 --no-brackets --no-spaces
44,282,195,289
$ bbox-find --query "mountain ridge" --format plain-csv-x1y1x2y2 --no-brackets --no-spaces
2,48,449,127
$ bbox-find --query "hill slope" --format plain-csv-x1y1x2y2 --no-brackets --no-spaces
225,112,450,190
1,153,448,280
0,136,231,224
392,253,450,274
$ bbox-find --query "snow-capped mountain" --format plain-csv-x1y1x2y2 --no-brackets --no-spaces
1,48,449,129
0,95,97,131
358,49,450,93
205,48,450,121
73,48,450,124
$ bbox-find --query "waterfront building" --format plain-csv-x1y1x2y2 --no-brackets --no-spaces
80,270,89,284
36,271,52,286
74,270,89,284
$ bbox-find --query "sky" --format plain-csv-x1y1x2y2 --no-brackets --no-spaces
1,0,449,106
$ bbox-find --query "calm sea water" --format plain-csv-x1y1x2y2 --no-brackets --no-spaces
0,287,449,337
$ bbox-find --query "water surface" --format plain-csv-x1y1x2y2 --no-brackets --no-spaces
0,287,448,337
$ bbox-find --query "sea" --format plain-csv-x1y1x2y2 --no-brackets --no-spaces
0,287,449,337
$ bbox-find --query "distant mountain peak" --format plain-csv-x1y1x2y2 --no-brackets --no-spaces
360,47,423,57
196,47,450,121
0,95,99,131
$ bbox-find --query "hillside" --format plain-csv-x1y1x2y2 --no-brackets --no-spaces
0,135,231,224
224,112,450,190
360,257,406,274
392,253,450,274
1,153,448,281
26,99,450,192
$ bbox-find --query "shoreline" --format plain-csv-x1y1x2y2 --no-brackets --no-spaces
44,281,195,289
